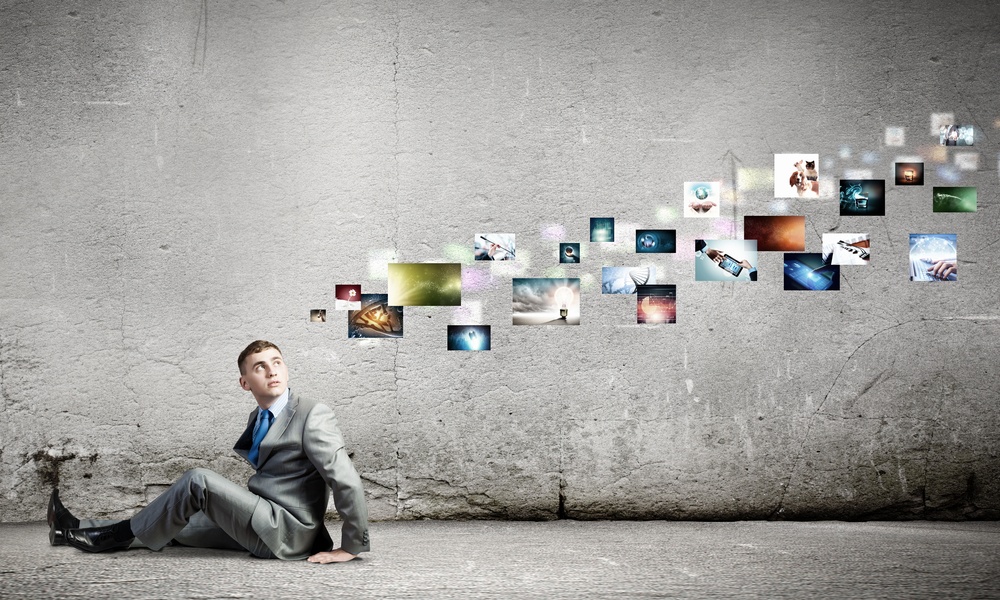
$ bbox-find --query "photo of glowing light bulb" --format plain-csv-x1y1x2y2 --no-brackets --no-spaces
554,286,574,319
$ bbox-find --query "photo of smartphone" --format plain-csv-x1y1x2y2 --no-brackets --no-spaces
718,254,743,277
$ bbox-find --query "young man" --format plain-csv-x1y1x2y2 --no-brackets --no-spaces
48,340,369,563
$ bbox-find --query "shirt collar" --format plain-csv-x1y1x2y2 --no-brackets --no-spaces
260,389,289,419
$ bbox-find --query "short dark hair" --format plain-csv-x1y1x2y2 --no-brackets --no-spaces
238,340,282,375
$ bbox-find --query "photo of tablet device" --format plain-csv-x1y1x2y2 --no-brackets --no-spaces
718,254,743,277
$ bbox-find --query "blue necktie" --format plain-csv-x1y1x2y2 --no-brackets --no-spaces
248,409,273,467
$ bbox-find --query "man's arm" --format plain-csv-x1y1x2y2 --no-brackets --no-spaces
302,402,370,562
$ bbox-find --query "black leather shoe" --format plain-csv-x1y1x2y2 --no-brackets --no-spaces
66,526,133,553
48,489,80,546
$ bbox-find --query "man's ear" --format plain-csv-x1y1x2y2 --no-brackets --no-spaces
239,376,250,391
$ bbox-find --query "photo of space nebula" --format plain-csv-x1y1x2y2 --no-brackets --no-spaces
743,216,806,251
387,263,462,306
447,325,491,351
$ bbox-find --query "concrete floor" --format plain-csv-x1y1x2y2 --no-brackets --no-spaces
1,520,998,599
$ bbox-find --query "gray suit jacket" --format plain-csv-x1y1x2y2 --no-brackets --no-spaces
233,391,370,559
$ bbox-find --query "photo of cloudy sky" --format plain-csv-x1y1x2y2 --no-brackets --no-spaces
512,278,580,325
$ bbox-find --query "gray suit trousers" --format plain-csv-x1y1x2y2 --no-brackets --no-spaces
128,468,274,558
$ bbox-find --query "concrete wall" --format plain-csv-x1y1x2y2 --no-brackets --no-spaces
2,0,998,522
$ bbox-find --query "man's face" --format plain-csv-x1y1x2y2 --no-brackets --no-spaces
239,347,288,405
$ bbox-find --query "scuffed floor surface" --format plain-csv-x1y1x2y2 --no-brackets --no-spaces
2,520,998,599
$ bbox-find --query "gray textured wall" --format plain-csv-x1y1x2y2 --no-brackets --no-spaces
2,0,999,523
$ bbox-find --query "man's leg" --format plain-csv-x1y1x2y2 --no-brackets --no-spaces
129,468,273,558
170,511,256,552
66,468,273,558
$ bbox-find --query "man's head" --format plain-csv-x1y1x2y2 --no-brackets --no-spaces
238,340,288,407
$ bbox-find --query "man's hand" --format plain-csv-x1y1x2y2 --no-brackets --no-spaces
307,548,357,564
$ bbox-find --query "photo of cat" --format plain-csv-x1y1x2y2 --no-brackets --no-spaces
775,154,820,198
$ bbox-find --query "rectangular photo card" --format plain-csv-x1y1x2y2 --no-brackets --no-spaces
774,154,819,198
602,266,656,294
447,325,491,351
909,234,957,282
635,229,676,253
684,182,721,217
783,253,840,291
387,263,462,306
475,233,516,261
695,240,758,282
348,294,404,338
894,162,924,186
512,278,580,325
839,180,886,216
743,216,806,251
559,242,581,263
821,234,870,266
590,218,615,242
932,187,977,213
335,284,362,310
940,124,974,146
636,285,676,324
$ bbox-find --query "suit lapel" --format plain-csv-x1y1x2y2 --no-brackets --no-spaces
233,410,257,463
256,391,298,467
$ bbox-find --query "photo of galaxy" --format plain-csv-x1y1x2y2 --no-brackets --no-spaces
743,216,806,251
783,253,840,291
636,285,676,324
348,294,404,338
839,180,886,216
387,263,462,306
447,325,491,351
635,229,676,253
512,278,580,325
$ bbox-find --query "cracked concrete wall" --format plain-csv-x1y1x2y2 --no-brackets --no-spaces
2,0,999,523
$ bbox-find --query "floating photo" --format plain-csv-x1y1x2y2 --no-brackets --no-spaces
635,229,676,253
348,294,404,338
684,181,721,217
386,263,462,306
909,234,957,282
636,285,676,324
309,309,327,322
939,124,974,146
335,284,361,310
822,234,870,266
894,162,924,186
743,216,806,251
590,218,614,242
694,240,758,282
512,278,580,325
601,266,656,294
475,233,516,261
447,325,491,351
955,153,979,171
933,187,977,213
774,154,819,198
559,242,581,263
839,180,886,216
784,253,840,291
884,126,905,147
